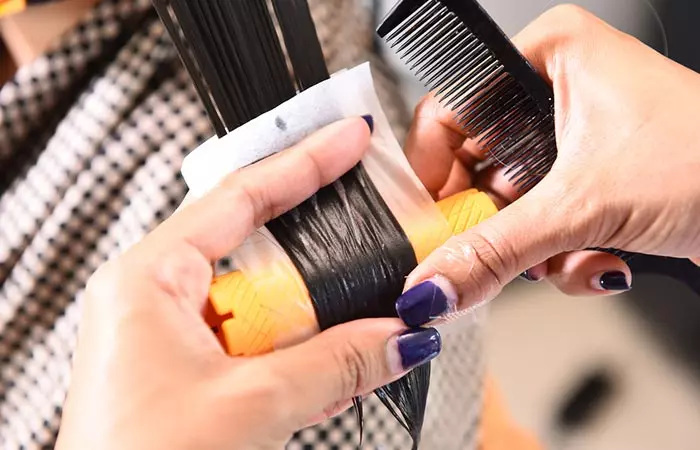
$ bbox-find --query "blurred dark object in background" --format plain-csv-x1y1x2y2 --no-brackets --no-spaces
624,270,700,378
657,0,700,73
555,368,618,432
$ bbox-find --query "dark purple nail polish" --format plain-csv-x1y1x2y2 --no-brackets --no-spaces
396,281,450,327
361,114,374,134
520,270,535,283
600,271,630,291
397,328,441,371
519,270,539,282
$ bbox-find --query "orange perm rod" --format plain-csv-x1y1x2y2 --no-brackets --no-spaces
206,189,498,357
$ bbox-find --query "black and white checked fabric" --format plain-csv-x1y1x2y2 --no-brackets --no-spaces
0,1,485,448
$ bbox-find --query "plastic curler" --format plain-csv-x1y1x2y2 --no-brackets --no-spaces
182,63,498,357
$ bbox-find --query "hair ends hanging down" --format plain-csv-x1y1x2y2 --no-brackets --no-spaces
266,164,429,448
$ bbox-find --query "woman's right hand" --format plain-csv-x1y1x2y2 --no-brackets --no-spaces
395,5,700,326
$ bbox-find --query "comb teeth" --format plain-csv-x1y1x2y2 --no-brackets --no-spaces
380,0,557,191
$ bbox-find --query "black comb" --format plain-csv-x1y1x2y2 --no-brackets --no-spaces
378,0,556,191
378,0,700,291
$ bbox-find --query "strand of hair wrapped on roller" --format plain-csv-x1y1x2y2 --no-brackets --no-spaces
207,188,497,357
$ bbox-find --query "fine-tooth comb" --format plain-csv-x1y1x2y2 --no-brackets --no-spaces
378,0,556,191
378,0,700,291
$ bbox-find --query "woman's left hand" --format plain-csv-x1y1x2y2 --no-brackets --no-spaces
55,118,441,450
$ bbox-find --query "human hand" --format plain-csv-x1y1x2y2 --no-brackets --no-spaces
55,118,441,450
395,5,700,327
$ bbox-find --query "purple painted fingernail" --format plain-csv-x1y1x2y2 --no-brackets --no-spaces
598,271,630,291
388,328,442,374
361,115,374,134
396,278,457,327
519,269,541,283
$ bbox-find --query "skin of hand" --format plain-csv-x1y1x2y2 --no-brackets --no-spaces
55,118,441,450
395,5,700,327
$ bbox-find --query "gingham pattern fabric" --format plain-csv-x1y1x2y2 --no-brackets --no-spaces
0,1,485,448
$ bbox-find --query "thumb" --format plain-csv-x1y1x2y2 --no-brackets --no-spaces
251,319,441,428
401,180,574,317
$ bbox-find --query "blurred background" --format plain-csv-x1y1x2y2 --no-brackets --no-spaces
376,0,700,449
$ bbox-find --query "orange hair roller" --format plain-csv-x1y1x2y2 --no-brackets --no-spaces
206,188,498,357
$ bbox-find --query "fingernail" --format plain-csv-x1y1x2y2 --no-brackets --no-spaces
519,269,541,283
361,114,374,134
396,277,457,327
388,328,442,374
598,271,630,291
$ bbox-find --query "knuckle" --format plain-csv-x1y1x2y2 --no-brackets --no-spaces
546,265,586,296
321,403,342,422
298,142,329,186
230,177,281,228
219,173,268,224
430,237,477,284
413,93,441,119
528,179,585,249
434,228,516,303
84,258,136,316
533,4,599,55
149,244,212,300
332,339,376,399
239,182,273,227
544,4,594,31
466,228,515,287
549,182,609,250
85,240,212,308
85,260,120,299
413,94,432,117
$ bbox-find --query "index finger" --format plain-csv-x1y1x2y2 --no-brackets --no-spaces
404,95,470,198
158,117,372,261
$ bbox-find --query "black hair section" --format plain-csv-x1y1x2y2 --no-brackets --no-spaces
265,163,430,448
153,0,430,447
